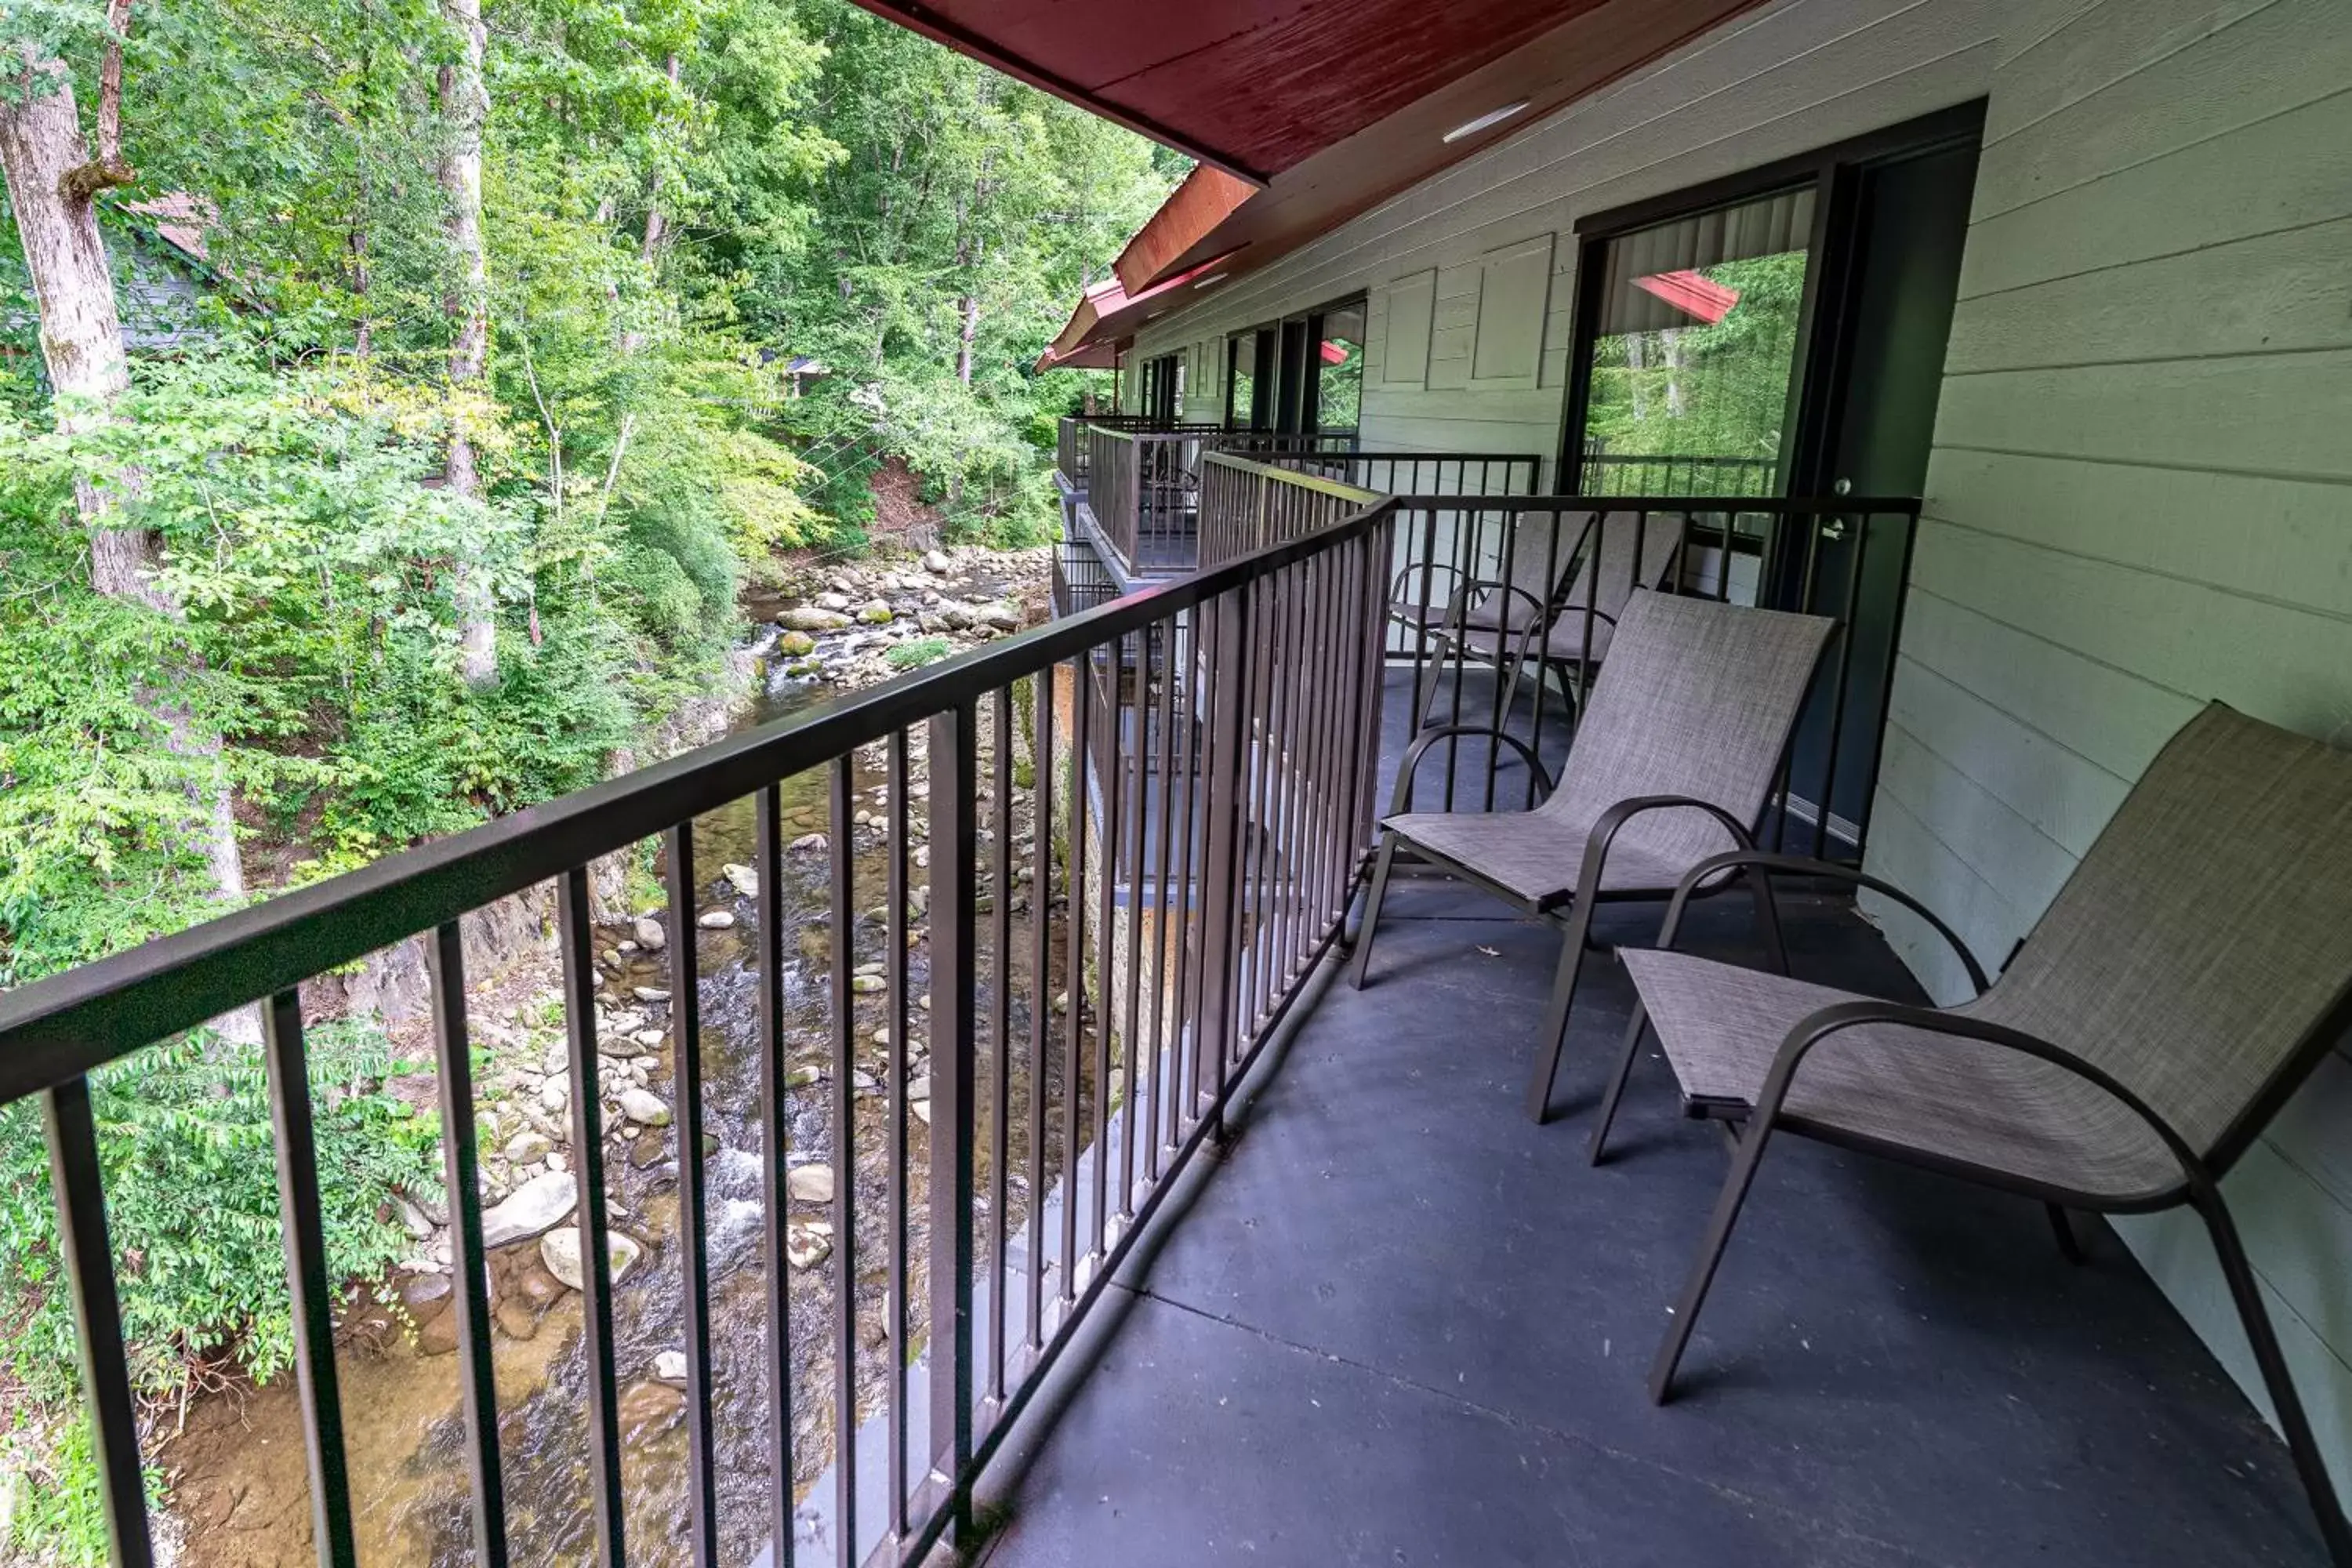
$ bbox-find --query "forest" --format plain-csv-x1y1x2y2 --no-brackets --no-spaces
0,2,1173,1555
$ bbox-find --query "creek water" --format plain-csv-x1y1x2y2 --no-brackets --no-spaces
165,590,1073,1567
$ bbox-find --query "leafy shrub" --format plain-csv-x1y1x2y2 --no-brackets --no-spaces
884,634,954,670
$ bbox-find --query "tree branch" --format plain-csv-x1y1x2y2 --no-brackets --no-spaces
60,0,138,201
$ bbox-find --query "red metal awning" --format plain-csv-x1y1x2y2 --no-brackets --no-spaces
1632,269,1741,325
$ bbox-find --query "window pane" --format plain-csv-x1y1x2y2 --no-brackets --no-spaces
1315,301,1365,435
1577,186,1814,496
1227,334,1256,427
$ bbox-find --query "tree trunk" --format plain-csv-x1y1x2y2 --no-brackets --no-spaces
956,290,978,386
1,41,253,1037
440,0,497,687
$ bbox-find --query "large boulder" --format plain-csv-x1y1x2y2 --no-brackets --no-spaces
541,1226,644,1291
480,1170,576,1250
778,606,851,633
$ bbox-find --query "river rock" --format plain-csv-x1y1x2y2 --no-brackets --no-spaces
778,630,818,657
416,1307,462,1356
495,1299,541,1341
504,1130,553,1165
480,1170,577,1249
817,591,851,612
785,1224,831,1271
697,909,735,929
633,986,671,1004
856,600,894,625
941,604,975,630
983,604,1022,631
619,1087,672,1126
652,1348,689,1386
541,1227,643,1291
398,1270,452,1316
779,606,851,633
539,1076,569,1112
722,862,759,898
923,548,953,574
619,1379,684,1444
633,915,666,950
786,1163,836,1205
392,1194,437,1241
789,833,827,853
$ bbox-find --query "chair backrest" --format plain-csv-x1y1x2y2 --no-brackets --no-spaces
1538,590,1834,870
1460,510,1580,632
1971,702,2352,1170
1543,511,1690,663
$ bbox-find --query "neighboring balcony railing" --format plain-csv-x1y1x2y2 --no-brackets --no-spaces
1051,538,1121,619
1200,459,1922,862
0,500,1397,1568
1054,415,1218,492
1076,424,1360,578
1577,450,1781,497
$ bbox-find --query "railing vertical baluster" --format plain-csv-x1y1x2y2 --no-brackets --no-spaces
557,866,626,1568
261,990,358,1568
1091,637,1122,1258
427,925,509,1568
1169,616,1203,1141
753,783,795,1568
885,731,910,1541
1195,588,1251,1112
1117,630,1150,1218
1148,615,1181,1171
826,757,857,1568
664,823,719,1568
1026,674,1054,1354
1061,662,1087,1305
42,1076,154,1568
988,684,1014,1406
927,702,980,1541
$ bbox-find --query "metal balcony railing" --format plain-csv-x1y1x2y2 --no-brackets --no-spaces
0,500,1397,1568
1577,450,1782,497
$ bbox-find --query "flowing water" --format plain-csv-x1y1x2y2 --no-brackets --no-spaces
166,585,1074,1566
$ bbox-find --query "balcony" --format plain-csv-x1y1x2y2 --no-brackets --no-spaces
9,458,2339,1568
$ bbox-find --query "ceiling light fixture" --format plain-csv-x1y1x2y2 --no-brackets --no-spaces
1442,101,1530,143
1192,272,1230,289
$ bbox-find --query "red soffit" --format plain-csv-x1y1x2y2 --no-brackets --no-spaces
1632,269,1740,325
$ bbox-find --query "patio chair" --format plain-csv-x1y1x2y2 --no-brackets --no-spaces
1588,701,2352,1565
1350,588,1835,1123
1390,508,1686,730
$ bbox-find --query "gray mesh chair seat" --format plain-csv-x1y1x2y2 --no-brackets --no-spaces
1588,702,2352,1563
1353,588,1835,1123
1620,951,2181,1200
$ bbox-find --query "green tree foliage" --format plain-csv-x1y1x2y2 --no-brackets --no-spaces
0,1,1173,1551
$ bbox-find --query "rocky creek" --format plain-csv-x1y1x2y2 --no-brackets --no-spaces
158,544,1083,1566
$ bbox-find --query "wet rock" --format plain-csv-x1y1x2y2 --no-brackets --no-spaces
541,1227,643,1291
941,604,975,630
786,1063,822,1090
779,606,851,633
654,1349,689,1385
514,1256,567,1309
984,604,1022,631
855,600,894,625
785,1224,832,1271
495,1299,541,1341
789,832,827,853
816,591,851,612
399,1270,453,1316
631,1028,665,1048
778,630,818,658
504,1130,553,1165
619,1379,684,1444
416,1307,462,1356
619,1087,672,1126
722,862,760,898
697,909,736,929
924,549,953,574
540,1076,569,1113
633,916,666,951
850,974,885,995
633,985,671,1004
786,1164,836,1205
479,1170,577,1249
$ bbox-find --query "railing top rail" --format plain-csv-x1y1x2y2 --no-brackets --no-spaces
0,494,1401,1096
1287,449,1545,466
1388,492,1922,513
1201,448,1383,505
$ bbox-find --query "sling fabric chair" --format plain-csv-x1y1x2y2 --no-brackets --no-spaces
1391,510,1686,731
1589,702,2352,1565
1351,588,1835,1123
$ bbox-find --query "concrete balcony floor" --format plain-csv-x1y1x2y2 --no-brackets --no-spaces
967,678,2328,1566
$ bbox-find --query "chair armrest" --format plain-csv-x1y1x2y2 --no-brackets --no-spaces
1389,724,1555,815
1658,851,1990,996
1388,561,1470,624
1552,795,1756,914
1755,1000,2201,1196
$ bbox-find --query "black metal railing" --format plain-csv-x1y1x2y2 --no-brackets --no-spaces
1051,539,1120,619
1379,494,1921,861
1576,450,1781,497
1269,450,1544,498
2,501,1396,1568
1072,423,1359,578
1054,416,1218,492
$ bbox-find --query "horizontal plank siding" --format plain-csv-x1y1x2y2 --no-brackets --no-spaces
1877,0,2352,1497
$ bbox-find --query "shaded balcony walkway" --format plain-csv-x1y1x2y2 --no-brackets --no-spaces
967,678,2327,1567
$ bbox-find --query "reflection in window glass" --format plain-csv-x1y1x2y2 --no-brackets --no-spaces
1227,333,1257,428
1314,302,1365,435
1577,187,1814,496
